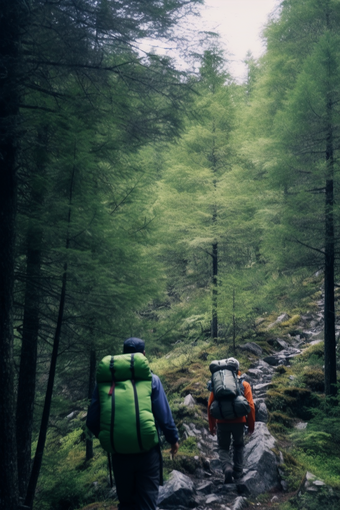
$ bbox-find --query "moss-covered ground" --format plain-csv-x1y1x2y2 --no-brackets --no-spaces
32,308,340,510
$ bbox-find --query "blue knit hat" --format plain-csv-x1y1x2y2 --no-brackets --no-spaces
123,337,145,354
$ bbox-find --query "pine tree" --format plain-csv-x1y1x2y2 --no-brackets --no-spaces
250,0,340,395
0,0,202,505
152,47,264,344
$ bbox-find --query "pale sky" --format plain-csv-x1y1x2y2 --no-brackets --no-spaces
140,0,280,82
199,0,280,81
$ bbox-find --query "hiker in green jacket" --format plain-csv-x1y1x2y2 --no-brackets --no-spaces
87,337,179,510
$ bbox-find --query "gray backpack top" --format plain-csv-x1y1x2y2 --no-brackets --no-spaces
209,359,241,400
209,359,250,420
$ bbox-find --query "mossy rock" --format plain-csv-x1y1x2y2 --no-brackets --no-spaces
275,365,287,375
290,485,340,510
268,422,288,434
280,315,301,328
301,342,324,360
302,366,325,392
163,453,202,475
171,404,197,423
269,411,294,428
267,387,319,420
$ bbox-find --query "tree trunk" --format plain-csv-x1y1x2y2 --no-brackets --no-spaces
324,101,337,396
212,241,218,341
86,347,96,461
16,230,42,498
17,127,47,498
24,265,68,508
25,161,75,508
0,2,23,508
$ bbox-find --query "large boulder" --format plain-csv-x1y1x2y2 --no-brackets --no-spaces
238,342,263,357
240,422,280,496
263,347,301,366
157,470,197,508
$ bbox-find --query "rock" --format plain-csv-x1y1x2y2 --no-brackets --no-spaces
232,496,248,510
310,330,324,341
249,360,274,376
263,355,282,366
238,342,263,356
264,348,301,366
296,471,340,507
157,470,196,508
253,382,272,392
295,421,308,430
281,479,289,491
255,317,266,326
194,468,209,479
267,313,289,330
206,494,220,504
183,394,196,408
309,339,323,346
182,422,202,439
196,480,214,494
255,401,268,423
240,422,280,497
210,458,223,472
275,338,290,350
247,368,263,379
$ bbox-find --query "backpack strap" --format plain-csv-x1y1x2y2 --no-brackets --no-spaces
109,356,117,453
238,375,246,396
130,354,144,452
108,453,113,487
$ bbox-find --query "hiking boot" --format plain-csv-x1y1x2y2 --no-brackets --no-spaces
224,469,233,484
233,469,243,480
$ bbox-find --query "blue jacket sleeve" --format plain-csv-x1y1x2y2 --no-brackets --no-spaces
151,374,179,445
86,385,100,438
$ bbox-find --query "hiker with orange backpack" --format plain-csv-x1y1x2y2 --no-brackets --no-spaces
207,357,255,484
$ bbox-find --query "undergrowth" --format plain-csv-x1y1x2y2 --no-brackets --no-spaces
32,320,340,510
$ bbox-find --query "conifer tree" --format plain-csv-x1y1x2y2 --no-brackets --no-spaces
249,0,340,395
0,2,27,508
1,0,202,505
153,47,263,343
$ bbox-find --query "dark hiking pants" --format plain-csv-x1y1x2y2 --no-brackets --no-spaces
111,446,161,510
217,422,244,477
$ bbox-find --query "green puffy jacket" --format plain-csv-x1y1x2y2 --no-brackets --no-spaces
97,352,159,454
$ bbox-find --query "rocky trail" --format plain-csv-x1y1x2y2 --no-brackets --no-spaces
156,303,336,510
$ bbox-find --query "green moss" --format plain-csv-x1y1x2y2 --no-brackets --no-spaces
270,411,295,428
278,451,305,491
302,366,324,392
281,315,301,327
268,422,289,434
267,387,319,420
163,453,201,475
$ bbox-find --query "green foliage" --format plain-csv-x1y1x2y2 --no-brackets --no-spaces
177,437,200,456
33,429,110,510
291,486,340,510
267,386,319,420
279,451,305,492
